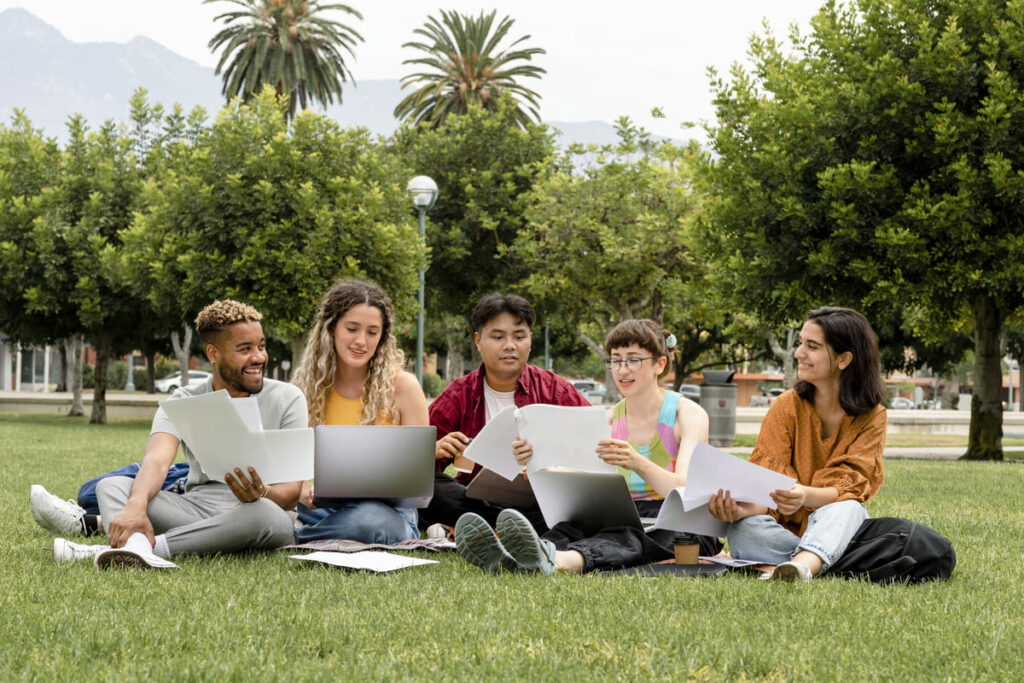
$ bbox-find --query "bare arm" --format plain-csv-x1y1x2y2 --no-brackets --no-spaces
394,371,429,426
106,432,179,548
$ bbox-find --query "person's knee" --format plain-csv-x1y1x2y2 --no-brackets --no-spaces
727,515,778,560
95,476,134,514
234,501,295,548
348,502,411,543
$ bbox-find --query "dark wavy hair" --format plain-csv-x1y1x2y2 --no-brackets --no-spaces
470,294,536,333
795,307,887,416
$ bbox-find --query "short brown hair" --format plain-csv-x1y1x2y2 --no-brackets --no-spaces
195,299,263,346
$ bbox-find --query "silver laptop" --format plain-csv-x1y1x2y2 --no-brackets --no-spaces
312,425,436,508
527,469,655,531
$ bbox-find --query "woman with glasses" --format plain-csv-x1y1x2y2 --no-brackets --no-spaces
455,319,722,574
707,307,887,581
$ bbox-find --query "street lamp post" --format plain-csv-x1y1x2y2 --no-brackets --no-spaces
406,175,438,386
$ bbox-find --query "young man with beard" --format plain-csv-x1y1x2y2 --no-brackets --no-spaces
420,294,591,532
42,300,308,569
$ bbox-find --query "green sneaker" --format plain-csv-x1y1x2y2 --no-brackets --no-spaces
496,509,556,575
455,513,517,573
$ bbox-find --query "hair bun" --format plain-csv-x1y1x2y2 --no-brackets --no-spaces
664,332,677,350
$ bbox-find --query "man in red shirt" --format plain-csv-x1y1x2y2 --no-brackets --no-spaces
421,294,590,531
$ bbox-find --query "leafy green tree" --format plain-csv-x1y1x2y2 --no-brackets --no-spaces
391,97,557,371
123,88,423,364
509,118,719,399
206,0,363,119
703,0,1024,459
394,9,546,128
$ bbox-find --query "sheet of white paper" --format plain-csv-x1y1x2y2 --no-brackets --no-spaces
461,405,521,481
699,555,764,568
289,551,439,572
161,390,314,484
515,404,615,474
649,487,728,537
682,442,796,511
231,396,262,432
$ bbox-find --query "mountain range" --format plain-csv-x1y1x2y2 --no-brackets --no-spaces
0,7,637,148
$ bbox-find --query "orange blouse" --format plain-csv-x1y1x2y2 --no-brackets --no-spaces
750,389,886,535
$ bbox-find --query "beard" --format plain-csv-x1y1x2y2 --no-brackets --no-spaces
218,361,264,395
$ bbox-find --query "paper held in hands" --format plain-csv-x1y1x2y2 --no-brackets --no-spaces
649,442,797,537
461,404,615,482
160,389,314,484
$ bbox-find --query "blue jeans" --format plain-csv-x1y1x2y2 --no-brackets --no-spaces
295,501,418,544
727,499,868,569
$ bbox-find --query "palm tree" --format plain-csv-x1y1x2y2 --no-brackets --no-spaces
205,0,363,119
394,10,546,128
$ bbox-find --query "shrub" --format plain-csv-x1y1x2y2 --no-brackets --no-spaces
422,372,446,398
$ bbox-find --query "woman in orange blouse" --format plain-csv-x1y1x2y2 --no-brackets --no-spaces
709,307,887,581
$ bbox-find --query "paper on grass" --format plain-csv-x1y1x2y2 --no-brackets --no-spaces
290,551,439,572
461,405,520,481
649,487,728,538
161,389,313,484
682,442,796,511
515,404,615,474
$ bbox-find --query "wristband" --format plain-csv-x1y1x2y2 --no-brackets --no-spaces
260,483,270,498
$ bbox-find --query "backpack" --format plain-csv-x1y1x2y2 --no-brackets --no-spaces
825,517,956,584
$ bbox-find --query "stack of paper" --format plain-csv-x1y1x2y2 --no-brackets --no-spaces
161,389,314,484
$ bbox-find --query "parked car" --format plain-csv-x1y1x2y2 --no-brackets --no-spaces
155,370,213,393
571,380,608,405
765,387,786,405
890,396,914,410
678,384,701,403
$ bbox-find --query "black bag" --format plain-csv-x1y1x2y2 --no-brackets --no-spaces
825,517,956,584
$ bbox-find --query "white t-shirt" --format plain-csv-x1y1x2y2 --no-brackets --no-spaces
483,379,516,423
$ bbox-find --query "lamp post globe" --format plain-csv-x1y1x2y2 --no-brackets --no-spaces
407,175,438,386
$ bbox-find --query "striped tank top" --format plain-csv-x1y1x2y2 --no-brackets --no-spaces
610,390,681,500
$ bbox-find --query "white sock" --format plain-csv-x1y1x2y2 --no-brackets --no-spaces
124,532,154,555
153,535,171,559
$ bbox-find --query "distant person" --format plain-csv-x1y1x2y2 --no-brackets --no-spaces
421,293,591,531
291,280,429,543
708,306,887,581
34,300,308,569
455,319,722,574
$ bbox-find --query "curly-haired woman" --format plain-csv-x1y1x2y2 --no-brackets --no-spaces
292,280,429,543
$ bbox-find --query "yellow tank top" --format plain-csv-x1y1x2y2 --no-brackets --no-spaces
324,390,395,426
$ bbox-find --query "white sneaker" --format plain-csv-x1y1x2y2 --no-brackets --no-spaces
95,548,178,570
771,561,813,582
30,485,87,537
54,537,109,563
425,523,452,540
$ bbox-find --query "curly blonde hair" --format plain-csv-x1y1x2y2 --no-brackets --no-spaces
293,280,405,427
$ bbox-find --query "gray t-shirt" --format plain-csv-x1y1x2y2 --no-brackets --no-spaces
150,378,308,490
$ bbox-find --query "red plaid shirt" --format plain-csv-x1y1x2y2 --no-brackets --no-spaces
428,364,591,483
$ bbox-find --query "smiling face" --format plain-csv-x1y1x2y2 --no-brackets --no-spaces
208,321,267,397
333,303,384,372
795,319,851,386
475,312,532,389
608,343,666,398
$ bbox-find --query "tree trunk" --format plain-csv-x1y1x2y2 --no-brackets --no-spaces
290,333,308,375
769,327,798,389
963,294,1003,460
56,340,68,392
171,325,193,386
89,332,113,424
579,328,617,403
145,351,156,393
68,333,84,416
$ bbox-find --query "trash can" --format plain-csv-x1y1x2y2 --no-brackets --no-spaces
699,370,737,448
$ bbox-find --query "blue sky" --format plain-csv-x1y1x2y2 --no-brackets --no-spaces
1,0,825,140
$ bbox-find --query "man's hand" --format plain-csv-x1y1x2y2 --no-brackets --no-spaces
770,484,807,516
225,467,269,503
106,500,155,549
435,431,470,461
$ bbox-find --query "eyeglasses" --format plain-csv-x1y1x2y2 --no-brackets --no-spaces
604,357,653,370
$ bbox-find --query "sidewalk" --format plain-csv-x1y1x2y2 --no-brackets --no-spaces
726,446,1024,460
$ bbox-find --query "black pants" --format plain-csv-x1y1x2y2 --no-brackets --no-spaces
542,499,723,573
418,472,549,533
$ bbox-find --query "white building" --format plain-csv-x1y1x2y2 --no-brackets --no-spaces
0,335,60,391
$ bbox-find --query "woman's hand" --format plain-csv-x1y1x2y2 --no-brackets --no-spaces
771,484,807,516
596,438,643,471
512,438,533,469
708,489,763,522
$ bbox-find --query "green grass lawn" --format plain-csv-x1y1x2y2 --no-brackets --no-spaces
3,413,1022,680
